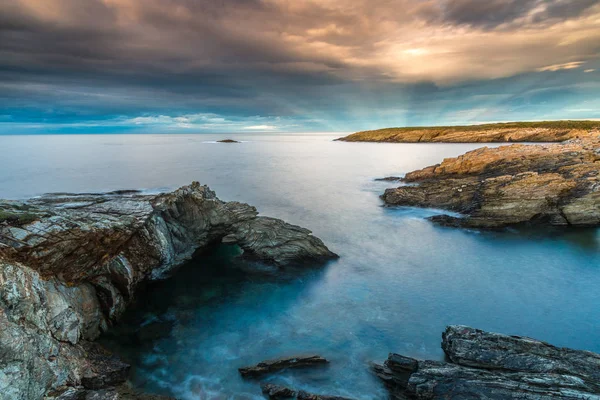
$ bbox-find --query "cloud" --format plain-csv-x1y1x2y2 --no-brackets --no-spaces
0,0,599,133
537,61,586,72
242,125,278,130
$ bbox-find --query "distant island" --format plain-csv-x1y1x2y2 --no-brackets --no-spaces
336,120,600,143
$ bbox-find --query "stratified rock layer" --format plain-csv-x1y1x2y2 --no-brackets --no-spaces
0,182,337,399
374,325,600,399
337,121,600,143
382,138,600,228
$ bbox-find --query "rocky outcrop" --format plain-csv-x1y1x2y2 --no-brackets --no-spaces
239,355,329,378
382,138,600,228
374,325,600,399
261,383,354,400
0,182,337,399
336,121,600,143
217,139,240,143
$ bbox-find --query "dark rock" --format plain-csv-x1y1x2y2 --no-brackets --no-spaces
260,383,354,400
442,325,600,382
261,383,297,399
80,343,130,390
46,384,177,400
375,177,402,182
382,138,600,228
374,325,600,399
217,139,240,143
239,355,329,378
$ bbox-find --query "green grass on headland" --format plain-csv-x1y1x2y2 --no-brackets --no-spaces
336,120,600,143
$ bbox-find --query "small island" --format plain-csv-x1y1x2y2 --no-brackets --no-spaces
336,120,600,143
218,139,241,143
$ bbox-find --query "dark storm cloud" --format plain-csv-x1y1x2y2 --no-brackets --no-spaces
430,0,600,28
0,0,599,133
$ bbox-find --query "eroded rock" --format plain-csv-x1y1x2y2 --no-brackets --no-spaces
374,325,600,399
260,383,354,400
382,138,600,228
0,182,336,399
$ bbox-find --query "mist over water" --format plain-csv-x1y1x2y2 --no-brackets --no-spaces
1,133,599,399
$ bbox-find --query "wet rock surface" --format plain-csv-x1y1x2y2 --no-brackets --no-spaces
0,182,336,399
374,325,600,399
382,138,600,228
239,355,329,378
261,383,354,400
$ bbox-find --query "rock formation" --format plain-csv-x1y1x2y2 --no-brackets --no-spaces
336,121,600,143
373,325,600,399
382,138,600,228
239,355,329,378
261,383,354,400
217,139,240,143
0,182,337,399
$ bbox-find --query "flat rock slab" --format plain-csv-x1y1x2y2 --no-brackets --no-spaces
261,383,354,400
374,325,600,399
239,355,329,378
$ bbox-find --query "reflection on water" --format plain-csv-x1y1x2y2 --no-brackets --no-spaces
1,133,599,399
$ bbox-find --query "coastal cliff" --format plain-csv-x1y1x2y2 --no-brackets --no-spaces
336,121,600,143
374,325,600,399
382,138,600,228
0,182,337,399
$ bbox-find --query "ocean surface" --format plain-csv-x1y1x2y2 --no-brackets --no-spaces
1,133,599,399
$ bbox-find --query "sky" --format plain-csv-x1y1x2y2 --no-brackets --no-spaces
1,0,599,134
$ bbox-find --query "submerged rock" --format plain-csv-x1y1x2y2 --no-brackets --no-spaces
260,383,354,400
239,355,329,378
382,138,600,228
374,325,600,399
0,182,336,399
374,177,402,182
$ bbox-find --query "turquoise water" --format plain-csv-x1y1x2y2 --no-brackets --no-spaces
1,133,599,399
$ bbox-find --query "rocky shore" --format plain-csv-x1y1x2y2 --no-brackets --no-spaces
374,325,600,399
0,182,337,399
336,121,600,143
382,138,600,228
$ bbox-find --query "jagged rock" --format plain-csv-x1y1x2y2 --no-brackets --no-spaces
374,325,600,399
260,383,354,400
45,384,176,399
239,355,329,378
0,182,336,399
336,121,600,143
261,383,298,399
382,138,600,228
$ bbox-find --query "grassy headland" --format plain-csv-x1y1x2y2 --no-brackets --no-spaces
336,120,600,143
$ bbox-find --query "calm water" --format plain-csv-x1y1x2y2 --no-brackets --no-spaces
1,134,600,399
